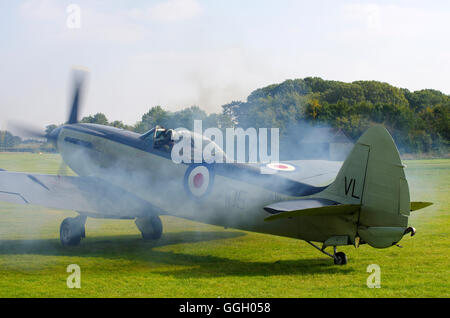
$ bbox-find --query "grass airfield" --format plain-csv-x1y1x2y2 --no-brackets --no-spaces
0,153,448,297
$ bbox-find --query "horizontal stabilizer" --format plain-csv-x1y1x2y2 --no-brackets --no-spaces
410,201,433,212
264,199,360,222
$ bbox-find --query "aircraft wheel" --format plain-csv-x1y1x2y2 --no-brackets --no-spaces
60,217,84,246
136,215,163,240
333,252,347,265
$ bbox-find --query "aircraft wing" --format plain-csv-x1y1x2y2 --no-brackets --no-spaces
0,171,162,218
246,160,343,187
277,160,342,186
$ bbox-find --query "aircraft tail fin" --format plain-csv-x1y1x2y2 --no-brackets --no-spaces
263,126,432,248
308,126,422,248
315,125,410,214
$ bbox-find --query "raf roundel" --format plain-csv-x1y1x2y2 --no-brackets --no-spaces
266,163,296,172
184,164,215,200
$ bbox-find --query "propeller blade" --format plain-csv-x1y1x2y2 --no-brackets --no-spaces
7,121,46,139
67,68,88,124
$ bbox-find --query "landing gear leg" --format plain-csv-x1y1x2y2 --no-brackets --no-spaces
60,215,87,246
306,241,348,265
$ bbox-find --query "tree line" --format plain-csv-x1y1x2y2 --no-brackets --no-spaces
3,77,448,155
0,131,22,148
222,78,448,154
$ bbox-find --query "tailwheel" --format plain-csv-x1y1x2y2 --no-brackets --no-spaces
135,215,163,240
333,251,348,265
306,241,348,266
60,216,86,246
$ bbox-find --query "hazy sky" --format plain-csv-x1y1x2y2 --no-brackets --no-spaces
0,0,449,129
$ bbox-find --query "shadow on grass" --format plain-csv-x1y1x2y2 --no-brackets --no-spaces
0,231,353,277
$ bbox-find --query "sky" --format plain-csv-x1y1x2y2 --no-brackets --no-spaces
0,0,449,129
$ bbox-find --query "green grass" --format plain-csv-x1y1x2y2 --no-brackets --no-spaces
0,153,448,297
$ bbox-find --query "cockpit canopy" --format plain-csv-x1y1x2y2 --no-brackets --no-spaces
140,126,228,162
140,126,175,152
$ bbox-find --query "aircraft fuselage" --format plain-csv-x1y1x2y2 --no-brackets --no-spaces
55,123,357,243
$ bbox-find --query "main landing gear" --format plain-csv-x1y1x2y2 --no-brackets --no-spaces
60,215,86,246
59,214,163,246
135,215,163,240
306,241,348,265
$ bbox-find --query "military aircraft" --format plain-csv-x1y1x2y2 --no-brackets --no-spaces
0,71,432,265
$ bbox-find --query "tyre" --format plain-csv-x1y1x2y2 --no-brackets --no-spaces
60,218,82,246
333,252,348,265
136,215,163,240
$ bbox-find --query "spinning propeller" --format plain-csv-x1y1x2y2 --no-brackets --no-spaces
9,68,89,176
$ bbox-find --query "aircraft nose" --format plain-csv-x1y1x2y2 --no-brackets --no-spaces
47,126,62,149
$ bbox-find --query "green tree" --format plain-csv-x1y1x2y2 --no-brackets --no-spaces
0,131,22,148
134,106,170,133
45,124,58,137
81,113,109,125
